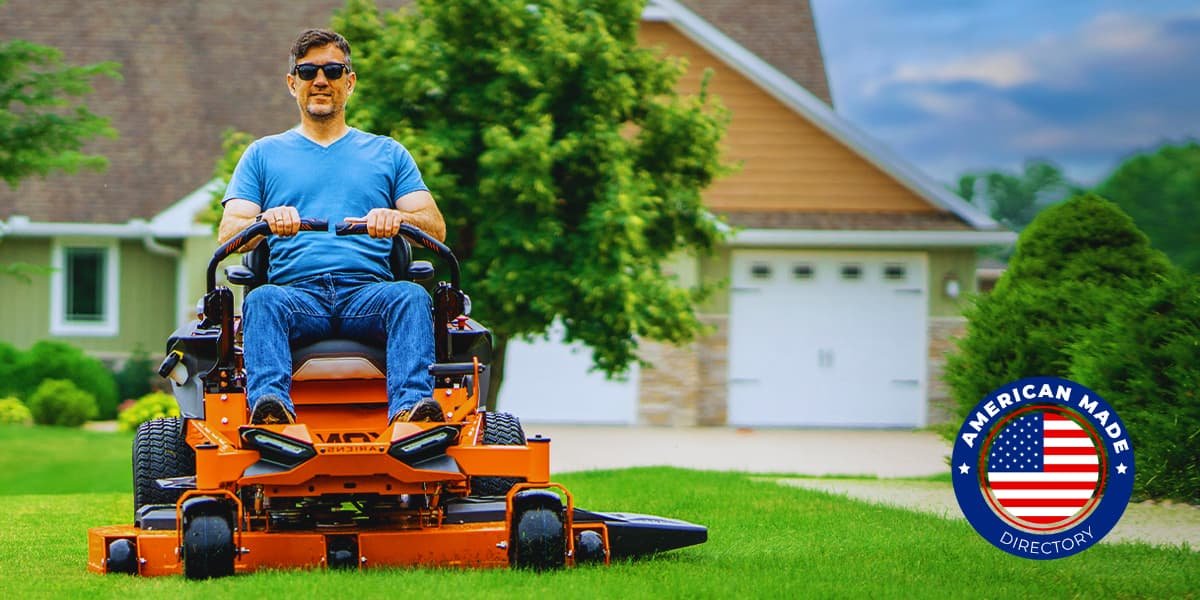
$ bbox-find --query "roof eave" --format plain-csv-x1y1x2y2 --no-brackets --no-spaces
731,229,1017,248
645,0,1002,231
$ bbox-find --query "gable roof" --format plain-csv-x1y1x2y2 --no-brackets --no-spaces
649,0,1001,230
0,0,838,229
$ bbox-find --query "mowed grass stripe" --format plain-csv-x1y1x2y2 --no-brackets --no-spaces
0,468,1196,598
1,426,1196,596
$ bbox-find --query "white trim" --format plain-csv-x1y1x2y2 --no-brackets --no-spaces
731,229,1017,248
0,215,208,239
50,238,121,337
149,178,222,237
644,0,1001,230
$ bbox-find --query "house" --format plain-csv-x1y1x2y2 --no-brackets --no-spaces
0,0,1013,426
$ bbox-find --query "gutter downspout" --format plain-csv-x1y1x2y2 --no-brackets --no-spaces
131,218,189,327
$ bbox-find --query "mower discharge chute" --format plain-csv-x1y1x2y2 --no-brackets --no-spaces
88,220,706,578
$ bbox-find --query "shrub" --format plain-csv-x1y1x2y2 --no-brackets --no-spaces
944,194,1170,426
27,379,98,427
998,193,1171,291
0,397,33,426
1071,270,1200,503
0,342,21,398
15,341,119,420
117,392,180,433
115,348,157,402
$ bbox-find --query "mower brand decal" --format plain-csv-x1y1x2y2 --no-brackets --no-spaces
317,443,386,454
315,432,381,444
951,376,1134,559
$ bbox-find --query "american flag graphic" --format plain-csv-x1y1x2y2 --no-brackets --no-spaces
985,411,1100,527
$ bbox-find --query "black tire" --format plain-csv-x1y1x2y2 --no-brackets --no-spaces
133,417,195,512
512,508,566,571
105,538,138,575
471,412,525,497
182,514,235,580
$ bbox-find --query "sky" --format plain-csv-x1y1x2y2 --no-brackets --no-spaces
808,0,1200,186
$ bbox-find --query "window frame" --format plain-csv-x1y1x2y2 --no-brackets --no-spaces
50,238,120,336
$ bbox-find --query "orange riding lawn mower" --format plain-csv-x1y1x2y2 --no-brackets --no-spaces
87,220,706,578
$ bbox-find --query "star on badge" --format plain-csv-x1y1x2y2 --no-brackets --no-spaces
1116,463,1128,474
958,463,970,474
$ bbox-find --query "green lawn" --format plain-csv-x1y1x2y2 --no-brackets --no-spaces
0,425,1196,598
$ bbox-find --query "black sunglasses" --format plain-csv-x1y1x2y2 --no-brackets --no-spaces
292,62,350,81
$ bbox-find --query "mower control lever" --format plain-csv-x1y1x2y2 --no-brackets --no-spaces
206,218,328,292
334,222,461,291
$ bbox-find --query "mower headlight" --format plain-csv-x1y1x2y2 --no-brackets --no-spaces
388,426,459,465
241,429,316,467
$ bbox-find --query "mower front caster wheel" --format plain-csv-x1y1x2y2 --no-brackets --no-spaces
182,515,235,579
511,508,566,571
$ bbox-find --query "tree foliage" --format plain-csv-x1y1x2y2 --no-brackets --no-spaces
329,0,730,400
956,159,1080,232
1096,141,1200,274
0,24,120,188
944,194,1171,424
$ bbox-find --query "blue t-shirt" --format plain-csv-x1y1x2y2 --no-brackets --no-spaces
222,128,429,285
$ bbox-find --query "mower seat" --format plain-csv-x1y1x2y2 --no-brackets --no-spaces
291,339,386,381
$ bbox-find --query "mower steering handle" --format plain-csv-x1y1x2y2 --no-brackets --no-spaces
206,218,328,292
335,222,460,290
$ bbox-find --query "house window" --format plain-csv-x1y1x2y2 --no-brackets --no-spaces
51,239,119,336
750,263,772,280
883,263,907,281
792,264,814,280
840,264,863,281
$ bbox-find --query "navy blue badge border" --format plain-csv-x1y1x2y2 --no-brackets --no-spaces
951,376,1136,560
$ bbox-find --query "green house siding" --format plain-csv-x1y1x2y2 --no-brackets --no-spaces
0,238,177,358
0,239,52,347
927,248,978,317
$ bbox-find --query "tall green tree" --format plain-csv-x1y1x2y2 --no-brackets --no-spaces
332,0,730,408
956,159,1080,232
0,17,120,188
1096,141,1200,273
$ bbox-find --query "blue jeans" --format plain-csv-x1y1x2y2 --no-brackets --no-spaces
242,273,434,421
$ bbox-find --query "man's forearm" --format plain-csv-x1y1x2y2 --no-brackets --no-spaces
399,203,446,242
217,211,264,250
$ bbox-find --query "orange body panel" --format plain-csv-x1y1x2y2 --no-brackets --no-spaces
88,357,609,576
88,523,528,574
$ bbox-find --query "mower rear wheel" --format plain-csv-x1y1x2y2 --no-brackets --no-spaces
512,507,566,571
182,515,235,579
471,412,526,497
133,417,195,512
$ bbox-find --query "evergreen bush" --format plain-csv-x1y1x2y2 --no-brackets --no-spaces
0,342,20,398
1071,270,1200,502
117,392,180,433
115,348,156,402
0,397,33,426
27,379,98,427
944,194,1170,425
15,341,119,420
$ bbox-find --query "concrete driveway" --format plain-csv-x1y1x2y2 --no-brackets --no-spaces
529,424,951,477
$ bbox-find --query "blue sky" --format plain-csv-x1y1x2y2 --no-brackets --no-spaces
808,0,1200,186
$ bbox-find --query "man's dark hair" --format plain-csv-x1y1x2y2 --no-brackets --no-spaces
289,29,352,72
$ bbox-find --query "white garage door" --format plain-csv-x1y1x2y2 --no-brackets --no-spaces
497,322,639,424
727,250,928,427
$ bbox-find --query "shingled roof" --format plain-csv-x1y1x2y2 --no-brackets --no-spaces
0,0,831,225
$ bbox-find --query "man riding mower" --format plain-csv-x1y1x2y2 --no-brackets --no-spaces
87,220,706,578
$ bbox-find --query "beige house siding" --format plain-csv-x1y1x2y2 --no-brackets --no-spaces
639,22,944,215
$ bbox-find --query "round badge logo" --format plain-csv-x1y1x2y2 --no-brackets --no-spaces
952,376,1135,559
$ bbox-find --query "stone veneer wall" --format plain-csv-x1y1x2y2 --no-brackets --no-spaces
636,314,729,426
927,316,967,426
